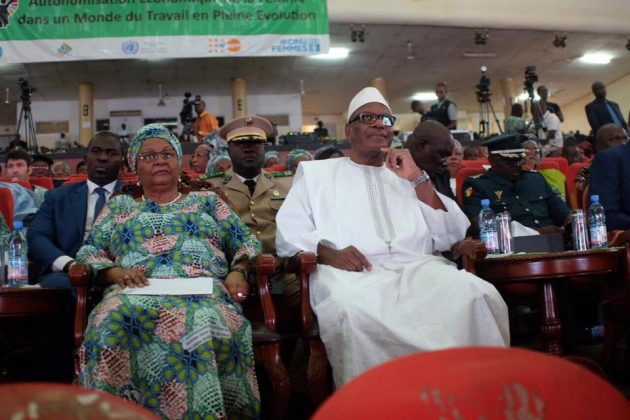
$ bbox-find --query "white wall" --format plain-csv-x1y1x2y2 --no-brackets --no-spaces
18,93,303,149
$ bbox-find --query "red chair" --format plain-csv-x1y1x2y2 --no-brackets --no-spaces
0,187,14,230
0,178,32,190
542,156,569,175
538,160,560,171
313,347,630,420
566,162,590,209
455,167,485,204
459,159,489,169
29,176,54,190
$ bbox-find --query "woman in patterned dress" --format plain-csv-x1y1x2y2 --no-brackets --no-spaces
76,124,262,419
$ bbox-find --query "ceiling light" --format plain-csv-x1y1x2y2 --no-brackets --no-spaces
578,53,613,64
310,47,350,59
474,29,489,45
553,33,567,48
412,92,438,101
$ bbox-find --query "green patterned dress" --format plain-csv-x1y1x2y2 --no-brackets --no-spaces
0,212,9,246
77,191,262,419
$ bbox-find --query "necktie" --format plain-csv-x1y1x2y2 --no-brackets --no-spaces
244,179,256,196
605,102,623,127
93,187,108,224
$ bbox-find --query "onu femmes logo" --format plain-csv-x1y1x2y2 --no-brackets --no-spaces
0,0,18,28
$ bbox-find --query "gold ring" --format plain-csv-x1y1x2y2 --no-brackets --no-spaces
123,274,130,280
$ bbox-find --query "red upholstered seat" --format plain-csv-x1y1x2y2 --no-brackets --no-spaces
459,158,489,169
538,160,560,171
542,156,569,175
29,176,54,190
566,162,590,209
314,347,630,420
0,178,32,190
0,187,14,230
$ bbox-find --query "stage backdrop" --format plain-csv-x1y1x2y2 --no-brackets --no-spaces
0,0,329,63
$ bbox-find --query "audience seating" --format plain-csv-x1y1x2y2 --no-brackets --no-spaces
459,159,489,169
455,167,485,204
538,160,560,171
0,187,14,229
29,176,54,190
566,162,590,209
69,254,293,419
542,156,569,175
313,347,630,419
0,178,33,190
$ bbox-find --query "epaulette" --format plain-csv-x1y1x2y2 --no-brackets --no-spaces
203,172,224,179
223,174,233,183
268,171,293,178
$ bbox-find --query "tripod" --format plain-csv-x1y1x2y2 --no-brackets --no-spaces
15,98,38,152
478,96,503,138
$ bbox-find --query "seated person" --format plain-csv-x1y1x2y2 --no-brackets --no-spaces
285,148,313,174
521,137,566,201
589,138,630,230
314,144,344,160
0,181,38,226
447,139,463,196
27,132,125,289
595,123,628,153
76,124,261,418
313,120,329,139
190,143,212,174
263,151,281,168
562,138,585,165
31,154,54,177
276,87,509,387
54,133,71,152
4,149,48,206
462,134,571,233
206,152,232,175
51,161,72,177
76,160,88,174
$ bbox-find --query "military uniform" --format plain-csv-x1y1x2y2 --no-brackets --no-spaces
462,169,570,229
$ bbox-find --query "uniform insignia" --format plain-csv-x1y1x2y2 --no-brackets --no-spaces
269,171,293,178
264,173,272,179
223,175,232,183
495,191,503,200
273,190,280,197
204,171,223,179
464,187,473,198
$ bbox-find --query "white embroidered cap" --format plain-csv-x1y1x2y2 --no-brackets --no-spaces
346,87,391,122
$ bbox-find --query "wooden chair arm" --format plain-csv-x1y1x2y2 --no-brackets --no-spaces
296,252,318,334
608,230,629,247
68,263,92,351
253,254,280,332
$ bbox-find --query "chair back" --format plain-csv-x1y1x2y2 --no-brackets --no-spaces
0,178,32,190
542,157,569,174
314,347,630,420
456,167,485,204
459,159,489,169
29,176,54,190
566,162,590,209
0,187,14,230
575,167,591,212
539,160,560,171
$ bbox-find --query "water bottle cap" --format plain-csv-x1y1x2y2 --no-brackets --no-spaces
13,220,23,230
481,199,490,207
590,194,599,203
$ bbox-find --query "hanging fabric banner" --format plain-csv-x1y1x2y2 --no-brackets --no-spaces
0,0,329,63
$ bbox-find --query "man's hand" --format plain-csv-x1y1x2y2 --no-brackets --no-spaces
450,239,487,261
317,243,372,272
381,147,422,181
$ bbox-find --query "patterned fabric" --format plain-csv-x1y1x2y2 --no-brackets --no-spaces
0,212,9,246
263,151,280,166
285,148,313,170
206,153,232,175
128,124,183,170
77,191,261,418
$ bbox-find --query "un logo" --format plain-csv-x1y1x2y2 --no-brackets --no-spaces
121,41,139,55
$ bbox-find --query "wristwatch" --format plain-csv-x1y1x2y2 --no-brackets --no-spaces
410,170,431,188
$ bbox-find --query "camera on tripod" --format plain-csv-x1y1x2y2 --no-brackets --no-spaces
523,65,538,99
475,66,492,103
180,92,201,126
18,78,34,104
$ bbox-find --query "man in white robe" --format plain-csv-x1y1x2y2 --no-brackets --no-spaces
276,87,510,387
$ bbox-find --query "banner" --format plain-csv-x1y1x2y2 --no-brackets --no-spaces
0,0,329,63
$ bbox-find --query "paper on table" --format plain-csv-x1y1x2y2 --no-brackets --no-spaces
120,277,214,295
511,220,540,237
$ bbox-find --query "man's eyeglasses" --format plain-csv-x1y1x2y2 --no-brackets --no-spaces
609,134,629,143
137,151,177,162
348,112,397,127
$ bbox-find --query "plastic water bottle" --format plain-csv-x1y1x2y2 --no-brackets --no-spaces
7,221,28,287
588,195,608,249
479,199,499,254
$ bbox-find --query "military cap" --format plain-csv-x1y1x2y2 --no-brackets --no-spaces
481,134,526,159
220,116,273,143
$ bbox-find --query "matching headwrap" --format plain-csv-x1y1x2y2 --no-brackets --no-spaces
128,123,183,170
206,153,232,174
346,87,391,122
264,151,281,166
314,145,343,160
286,148,313,170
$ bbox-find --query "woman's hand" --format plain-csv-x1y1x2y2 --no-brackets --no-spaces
103,267,149,288
225,271,250,303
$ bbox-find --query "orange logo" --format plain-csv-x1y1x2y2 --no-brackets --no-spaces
226,38,240,52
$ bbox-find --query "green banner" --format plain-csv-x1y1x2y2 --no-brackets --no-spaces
0,0,329,63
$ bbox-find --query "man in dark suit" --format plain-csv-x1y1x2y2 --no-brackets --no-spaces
589,141,630,231
27,132,124,289
585,81,628,136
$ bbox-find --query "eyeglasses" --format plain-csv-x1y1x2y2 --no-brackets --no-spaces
31,165,50,170
609,135,629,143
348,112,397,127
137,151,177,162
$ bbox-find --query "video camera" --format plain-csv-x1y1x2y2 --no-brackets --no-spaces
475,66,492,103
179,92,201,126
18,78,34,103
523,65,538,99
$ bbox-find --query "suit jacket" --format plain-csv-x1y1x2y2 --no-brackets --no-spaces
589,142,630,230
27,180,122,274
221,169,292,254
585,98,628,135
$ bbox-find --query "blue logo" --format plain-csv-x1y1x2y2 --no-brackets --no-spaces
121,41,139,55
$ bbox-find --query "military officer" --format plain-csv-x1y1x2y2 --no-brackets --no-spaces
220,115,298,307
462,134,571,233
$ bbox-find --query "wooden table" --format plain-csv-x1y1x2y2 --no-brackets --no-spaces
464,247,628,355
0,287,70,318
